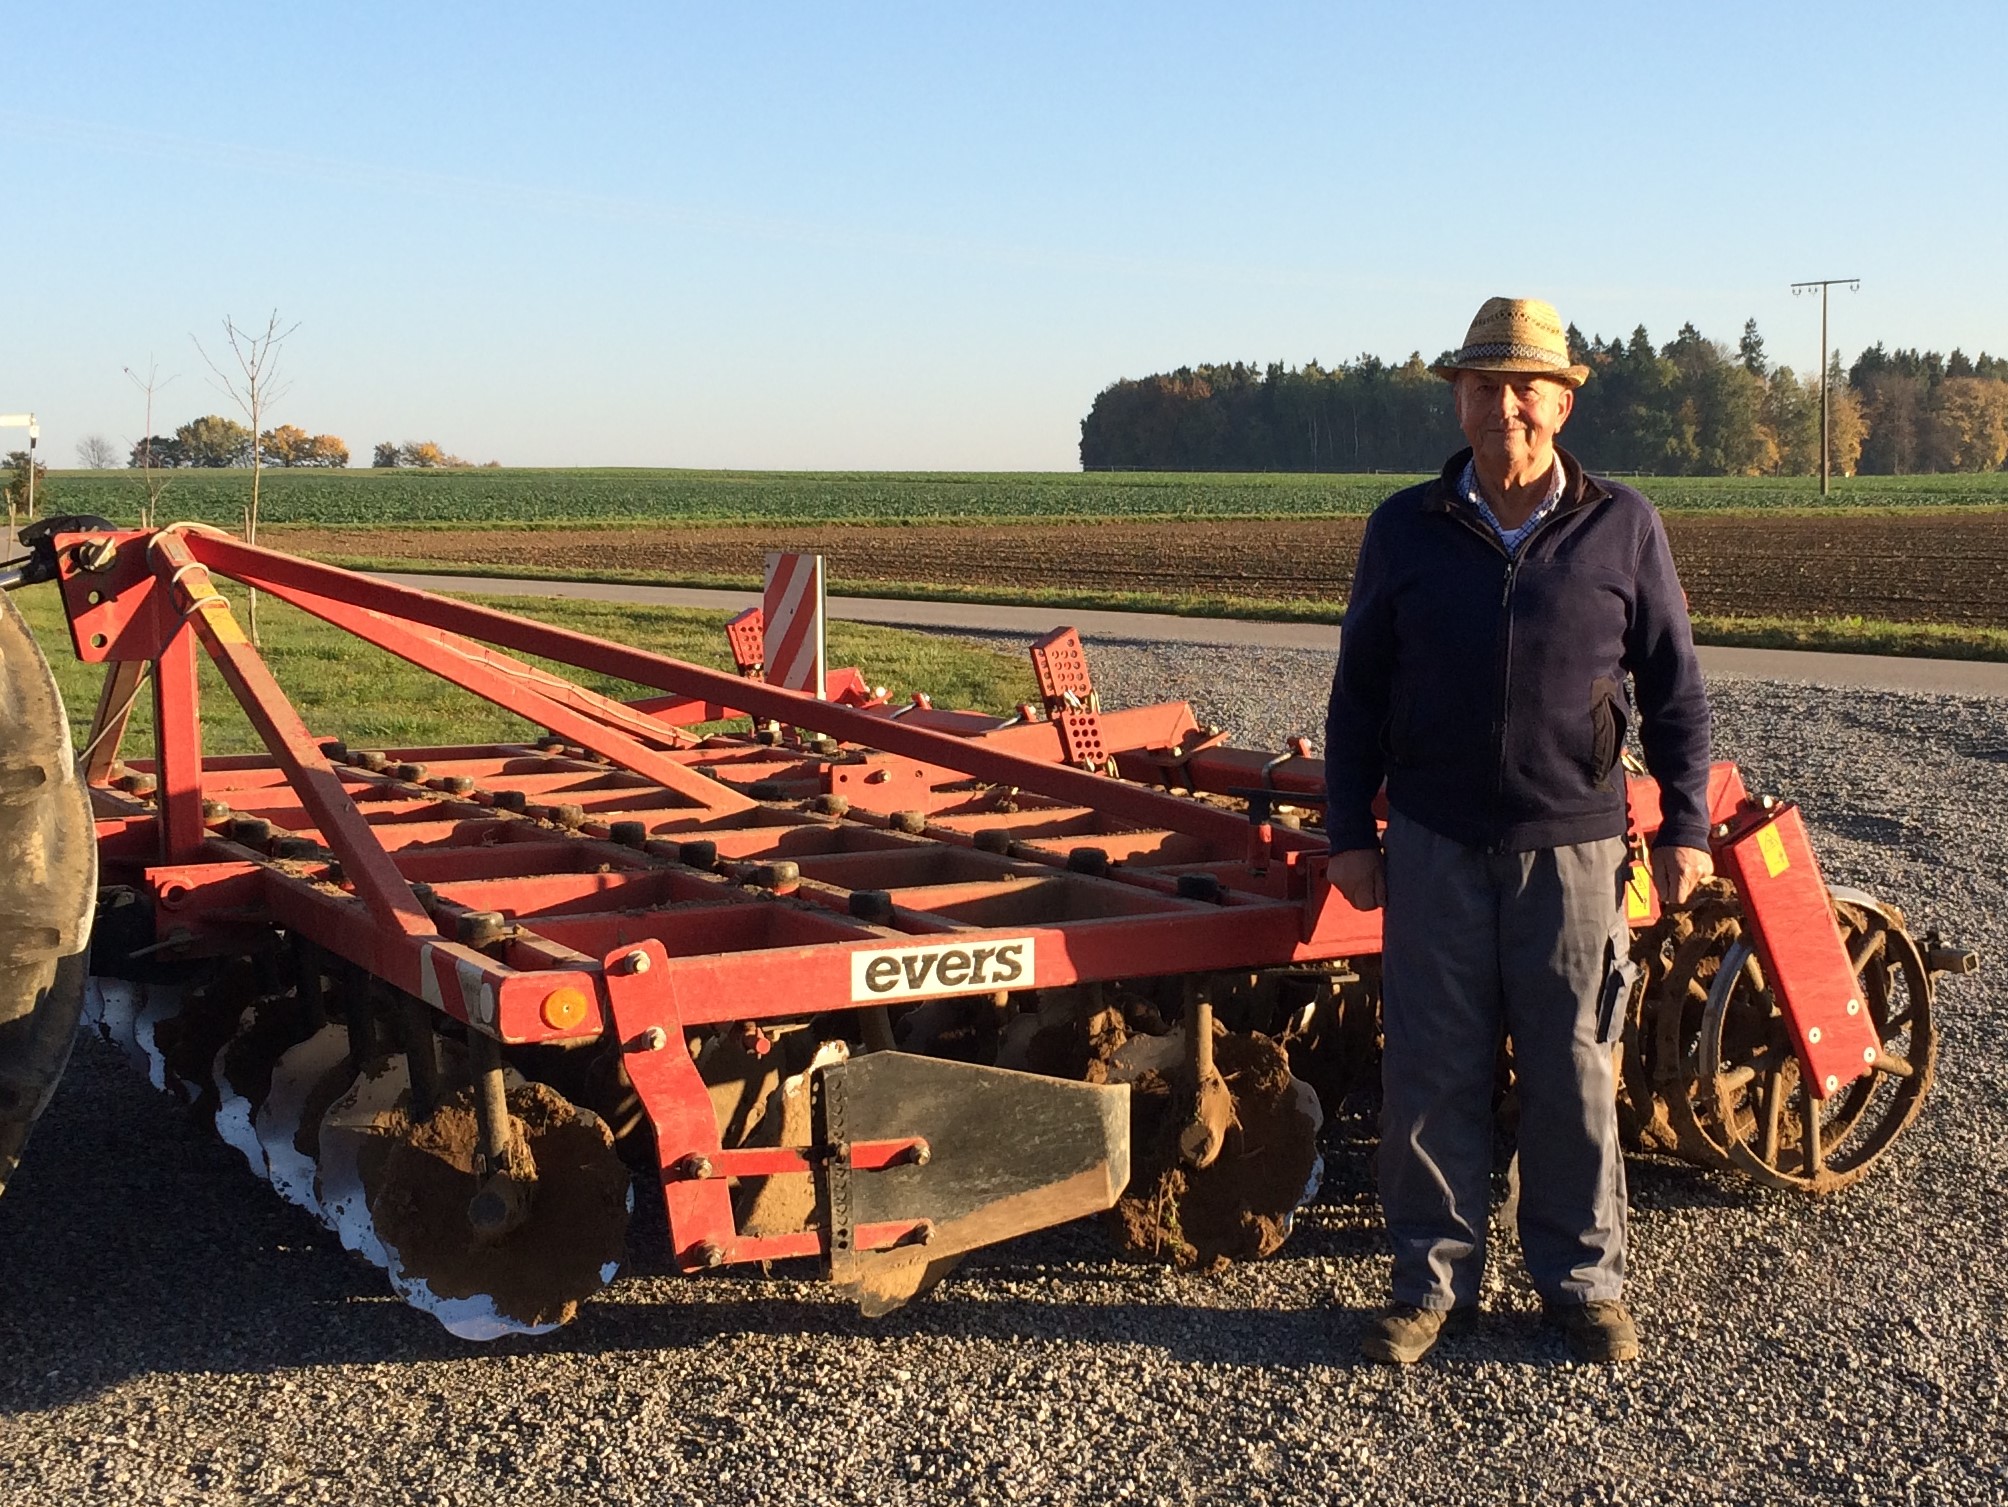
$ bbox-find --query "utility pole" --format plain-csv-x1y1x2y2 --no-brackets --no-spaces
1790,278,1859,496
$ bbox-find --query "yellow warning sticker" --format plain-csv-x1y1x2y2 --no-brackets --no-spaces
1625,863,1653,919
1756,823,1790,878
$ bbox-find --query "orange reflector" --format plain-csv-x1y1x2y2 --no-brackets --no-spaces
540,986,591,1031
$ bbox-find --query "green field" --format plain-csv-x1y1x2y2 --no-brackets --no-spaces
37,467,2008,528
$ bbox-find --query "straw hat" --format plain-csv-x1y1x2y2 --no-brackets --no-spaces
1431,296,1590,387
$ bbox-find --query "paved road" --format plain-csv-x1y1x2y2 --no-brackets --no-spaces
373,571,2008,697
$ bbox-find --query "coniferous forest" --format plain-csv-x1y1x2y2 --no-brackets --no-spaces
1079,321,2008,476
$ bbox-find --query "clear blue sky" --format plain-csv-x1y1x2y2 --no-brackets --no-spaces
6,1,2003,470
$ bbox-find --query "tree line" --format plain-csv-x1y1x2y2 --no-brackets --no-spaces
1079,320,2008,476
115,418,493,470
127,416,348,470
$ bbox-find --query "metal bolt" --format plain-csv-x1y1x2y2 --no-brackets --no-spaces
1806,1026,1822,1044
674,1154,714,1181
637,1025,668,1052
905,1140,932,1168
848,889,894,925
1712,822,1731,839
623,949,651,975
693,1241,727,1269
1862,1047,1877,1064
749,860,800,891
77,537,119,572
1845,997,1861,1016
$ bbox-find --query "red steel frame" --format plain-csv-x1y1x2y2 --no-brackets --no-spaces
52,526,1876,1274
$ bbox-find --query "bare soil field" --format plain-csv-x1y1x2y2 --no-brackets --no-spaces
273,510,2008,626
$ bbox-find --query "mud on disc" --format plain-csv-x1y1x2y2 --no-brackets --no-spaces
1110,1030,1322,1270
364,1081,632,1331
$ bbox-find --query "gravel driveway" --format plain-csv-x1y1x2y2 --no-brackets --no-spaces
0,639,2002,1507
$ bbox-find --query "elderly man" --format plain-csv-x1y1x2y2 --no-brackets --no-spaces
1323,297,1713,1365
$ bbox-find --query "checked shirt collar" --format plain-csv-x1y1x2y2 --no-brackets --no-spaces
1457,455,1567,555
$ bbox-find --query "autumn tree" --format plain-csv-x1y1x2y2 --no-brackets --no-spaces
1923,377,2008,471
1856,372,1928,474
1762,368,1821,475
175,415,254,468
302,434,349,467
261,424,313,466
372,441,399,468
1826,354,1866,477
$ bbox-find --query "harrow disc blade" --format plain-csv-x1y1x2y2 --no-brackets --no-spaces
364,1081,632,1340
1105,1025,1323,1269
0,590,96,1198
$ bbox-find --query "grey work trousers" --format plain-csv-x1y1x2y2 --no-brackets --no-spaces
1378,808,1632,1310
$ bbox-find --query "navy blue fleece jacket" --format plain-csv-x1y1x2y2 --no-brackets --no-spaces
1323,447,1712,855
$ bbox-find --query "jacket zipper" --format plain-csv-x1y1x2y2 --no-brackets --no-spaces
1493,554,1520,851
1441,487,1583,853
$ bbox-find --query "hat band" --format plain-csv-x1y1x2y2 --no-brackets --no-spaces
1451,340,1570,366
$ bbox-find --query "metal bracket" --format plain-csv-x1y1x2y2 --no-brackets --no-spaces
1028,628,1107,769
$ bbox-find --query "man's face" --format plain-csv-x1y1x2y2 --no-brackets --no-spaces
1455,371,1574,474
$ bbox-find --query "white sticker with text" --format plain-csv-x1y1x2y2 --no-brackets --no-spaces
849,936,1036,1002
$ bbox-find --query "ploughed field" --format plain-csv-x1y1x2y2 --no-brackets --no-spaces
273,511,2008,627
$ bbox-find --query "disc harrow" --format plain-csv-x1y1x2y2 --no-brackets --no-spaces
0,523,1978,1337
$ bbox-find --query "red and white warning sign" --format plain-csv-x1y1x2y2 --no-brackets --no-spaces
762,552,826,699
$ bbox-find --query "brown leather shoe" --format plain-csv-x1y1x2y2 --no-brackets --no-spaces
1544,1299,1640,1363
1360,1304,1477,1365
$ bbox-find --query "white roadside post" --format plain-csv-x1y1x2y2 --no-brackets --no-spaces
0,413,39,562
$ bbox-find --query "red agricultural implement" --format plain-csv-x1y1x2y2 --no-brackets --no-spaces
0,522,1974,1337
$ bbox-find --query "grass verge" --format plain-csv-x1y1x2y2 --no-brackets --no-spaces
11,586,1038,758
312,555,2008,662
1684,614,2008,661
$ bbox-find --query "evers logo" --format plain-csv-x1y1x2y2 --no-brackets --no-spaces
849,937,1036,1003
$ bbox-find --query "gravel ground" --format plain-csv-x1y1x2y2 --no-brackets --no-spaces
2,636,2004,1507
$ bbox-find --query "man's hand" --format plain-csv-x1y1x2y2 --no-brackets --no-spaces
1651,843,1713,909
1326,848,1386,912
